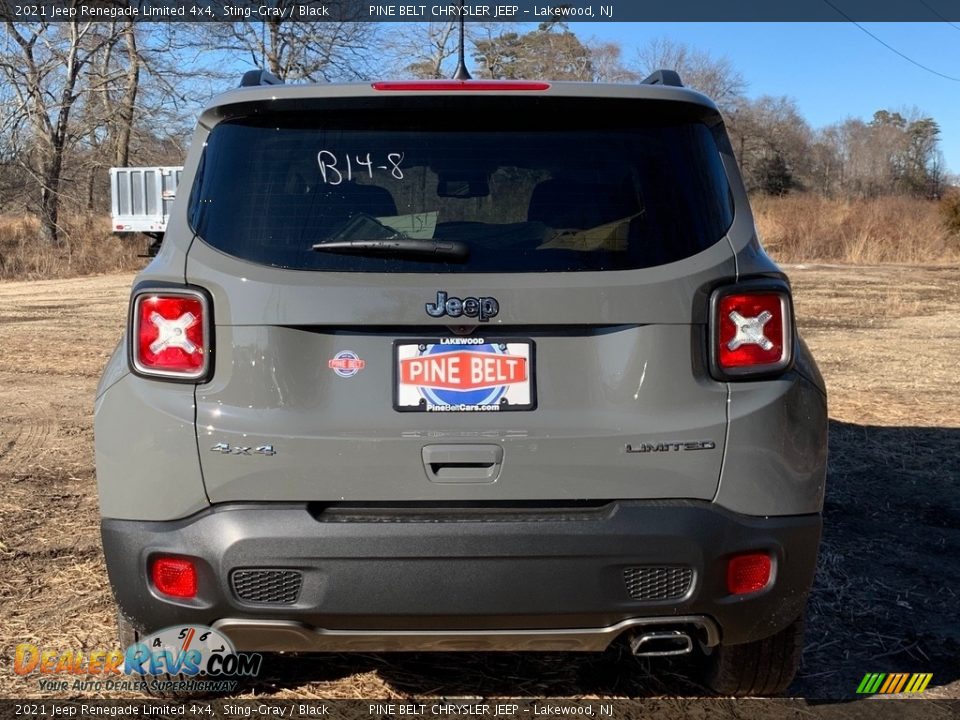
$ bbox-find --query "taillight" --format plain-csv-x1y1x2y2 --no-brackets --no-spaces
710,282,793,379
130,288,211,381
150,556,198,599
726,553,773,595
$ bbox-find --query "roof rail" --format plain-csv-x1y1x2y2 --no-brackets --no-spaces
239,69,284,88
641,69,683,88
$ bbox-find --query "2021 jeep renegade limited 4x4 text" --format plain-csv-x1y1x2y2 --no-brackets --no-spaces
95,72,827,696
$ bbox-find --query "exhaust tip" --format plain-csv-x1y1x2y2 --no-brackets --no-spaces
630,630,694,657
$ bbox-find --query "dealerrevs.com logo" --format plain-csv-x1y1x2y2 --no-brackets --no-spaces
13,625,261,693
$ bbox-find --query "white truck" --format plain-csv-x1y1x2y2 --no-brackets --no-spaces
110,166,183,255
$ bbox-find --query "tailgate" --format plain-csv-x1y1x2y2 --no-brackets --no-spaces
188,242,732,503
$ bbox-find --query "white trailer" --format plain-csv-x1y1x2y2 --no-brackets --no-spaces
110,166,184,254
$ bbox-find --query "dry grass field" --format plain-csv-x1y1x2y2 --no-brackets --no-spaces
0,265,957,703
751,196,960,264
0,215,146,281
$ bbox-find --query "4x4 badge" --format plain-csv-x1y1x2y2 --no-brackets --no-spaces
425,291,499,323
210,443,275,456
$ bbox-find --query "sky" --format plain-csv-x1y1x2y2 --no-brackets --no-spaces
576,22,960,174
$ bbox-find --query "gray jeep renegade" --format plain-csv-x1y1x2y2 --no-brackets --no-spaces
95,70,827,696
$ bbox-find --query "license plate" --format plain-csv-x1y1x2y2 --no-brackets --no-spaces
394,339,536,412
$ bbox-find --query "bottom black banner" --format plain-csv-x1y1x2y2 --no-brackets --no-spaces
0,698,956,720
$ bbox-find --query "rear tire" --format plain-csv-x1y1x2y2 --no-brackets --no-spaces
700,616,805,696
117,610,138,650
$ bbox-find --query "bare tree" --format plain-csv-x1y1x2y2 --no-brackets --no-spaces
801,108,947,200
807,125,846,196
201,5,380,82
382,21,461,79
634,37,745,111
71,19,142,209
1,19,204,226
726,96,813,195
1,18,123,243
112,20,139,167
587,41,638,83
382,23,634,84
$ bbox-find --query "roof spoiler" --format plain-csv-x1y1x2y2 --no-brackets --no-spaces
641,69,683,88
239,69,284,88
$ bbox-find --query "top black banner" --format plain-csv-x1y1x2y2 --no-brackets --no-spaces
1,0,959,22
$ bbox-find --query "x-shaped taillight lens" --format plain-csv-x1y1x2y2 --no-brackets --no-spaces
131,290,210,380
711,286,793,379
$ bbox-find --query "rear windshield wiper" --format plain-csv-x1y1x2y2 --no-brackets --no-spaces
311,238,470,263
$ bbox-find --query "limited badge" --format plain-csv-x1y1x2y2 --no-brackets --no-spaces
328,350,366,378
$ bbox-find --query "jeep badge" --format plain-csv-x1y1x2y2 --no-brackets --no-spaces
425,291,499,322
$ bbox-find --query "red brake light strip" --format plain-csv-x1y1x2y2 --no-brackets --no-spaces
372,80,551,92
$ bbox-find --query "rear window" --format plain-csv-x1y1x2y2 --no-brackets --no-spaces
189,97,734,272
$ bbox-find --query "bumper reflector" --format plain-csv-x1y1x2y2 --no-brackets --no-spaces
151,557,197,599
726,553,772,595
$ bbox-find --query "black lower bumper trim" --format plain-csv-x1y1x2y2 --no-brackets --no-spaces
101,501,821,650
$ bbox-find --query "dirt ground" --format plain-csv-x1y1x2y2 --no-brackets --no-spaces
0,265,957,702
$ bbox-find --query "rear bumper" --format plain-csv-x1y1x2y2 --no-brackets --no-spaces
101,501,821,651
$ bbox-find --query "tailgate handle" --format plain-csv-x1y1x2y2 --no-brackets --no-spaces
421,444,504,483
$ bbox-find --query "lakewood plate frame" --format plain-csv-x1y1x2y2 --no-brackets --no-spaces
392,338,537,413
